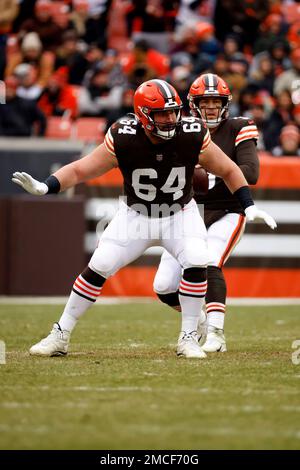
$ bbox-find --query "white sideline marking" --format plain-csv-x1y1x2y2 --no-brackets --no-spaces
0,401,89,409
0,296,153,305
69,386,153,392
2,384,299,396
0,296,300,305
1,385,153,393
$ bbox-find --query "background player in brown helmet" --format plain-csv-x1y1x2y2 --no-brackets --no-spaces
154,73,261,353
12,78,275,359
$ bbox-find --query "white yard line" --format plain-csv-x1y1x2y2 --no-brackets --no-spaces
0,296,300,305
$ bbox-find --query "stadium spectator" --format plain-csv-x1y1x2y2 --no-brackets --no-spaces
223,33,241,60
213,0,269,49
105,86,135,130
248,51,275,96
253,12,288,55
264,89,295,150
194,21,221,62
293,103,300,127
287,20,300,50
70,0,90,41
168,65,191,115
237,84,260,116
246,94,269,150
226,52,249,111
78,62,123,116
0,75,46,136
212,53,230,80
122,39,170,81
19,0,63,51
14,63,42,101
5,32,54,88
172,22,216,74
274,48,300,97
54,30,88,85
175,0,210,31
38,67,78,119
83,0,113,49
81,43,105,86
268,39,291,76
130,0,180,54
12,0,35,32
272,123,300,156
0,0,19,79
102,48,127,88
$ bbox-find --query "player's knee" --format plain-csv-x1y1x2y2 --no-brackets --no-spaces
89,247,118,278
184,239,209,267
153,274,176,294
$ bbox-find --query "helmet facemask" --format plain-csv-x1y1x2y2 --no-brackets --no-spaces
141,105,182,140
190,96,229,128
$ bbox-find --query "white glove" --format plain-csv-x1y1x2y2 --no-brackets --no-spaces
245,205,277,230
12,172,48,196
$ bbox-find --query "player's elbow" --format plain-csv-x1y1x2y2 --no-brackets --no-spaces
241,165,259,185
247,172,259,185
222,164,247,193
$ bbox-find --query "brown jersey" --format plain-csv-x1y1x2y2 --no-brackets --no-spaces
196,117,259,214
104,115,210,215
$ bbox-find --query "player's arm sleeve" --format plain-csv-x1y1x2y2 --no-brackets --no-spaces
235,139,259,185
199,128,211,153
104,127,116,157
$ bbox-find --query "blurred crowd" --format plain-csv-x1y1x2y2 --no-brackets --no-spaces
1,0,300,155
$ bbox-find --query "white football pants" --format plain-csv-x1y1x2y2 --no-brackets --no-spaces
154,212,246,294
89,199,209,278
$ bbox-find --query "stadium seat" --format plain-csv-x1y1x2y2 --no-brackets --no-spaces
46,116,73,139
75,118,107,143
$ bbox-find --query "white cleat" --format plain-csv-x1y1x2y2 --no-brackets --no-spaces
177,331,207,358
29,323,70,356
197,310,207,347
202,328,227,353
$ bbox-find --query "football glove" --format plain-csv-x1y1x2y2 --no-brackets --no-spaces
245,205,277,230
12,172,48,196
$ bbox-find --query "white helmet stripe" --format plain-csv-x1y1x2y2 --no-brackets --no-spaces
207,73,216,89
153,79,174,100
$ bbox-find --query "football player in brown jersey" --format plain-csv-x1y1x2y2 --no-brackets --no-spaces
154,73,262,352
12,78,276,358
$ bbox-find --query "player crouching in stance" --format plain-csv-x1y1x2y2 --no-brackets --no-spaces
12,79,276,359
154,73,268,353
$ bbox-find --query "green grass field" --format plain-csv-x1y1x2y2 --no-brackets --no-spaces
0,302,299,450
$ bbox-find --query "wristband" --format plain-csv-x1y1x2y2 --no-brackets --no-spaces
44,175,61,194
234,185,254,210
